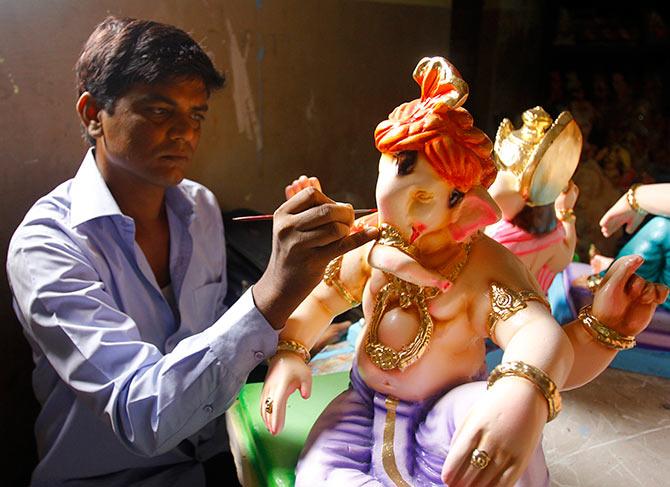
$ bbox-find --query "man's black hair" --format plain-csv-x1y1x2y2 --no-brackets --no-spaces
75,16,225,145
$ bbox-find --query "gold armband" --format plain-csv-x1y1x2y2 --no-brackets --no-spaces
487,283,550,339
626,183,646,215
487,361,561,422
323,255,360,307
578,305,636,350
556,208,575,223
276,339,311,363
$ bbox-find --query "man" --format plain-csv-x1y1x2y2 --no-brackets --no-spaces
6,16,377,486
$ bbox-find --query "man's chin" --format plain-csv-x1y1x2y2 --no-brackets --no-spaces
163,172,186,187
154,168,187,188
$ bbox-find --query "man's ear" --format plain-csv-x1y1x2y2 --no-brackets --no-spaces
447,185,502,242
76,92,103,139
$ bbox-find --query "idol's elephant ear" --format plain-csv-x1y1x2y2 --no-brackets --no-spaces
447,185,501,242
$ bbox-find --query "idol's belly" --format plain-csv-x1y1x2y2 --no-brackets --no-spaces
355,321,486,402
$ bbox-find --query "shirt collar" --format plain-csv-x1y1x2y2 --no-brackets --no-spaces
69,148,125,227
69,148,196,228
165,184,196,225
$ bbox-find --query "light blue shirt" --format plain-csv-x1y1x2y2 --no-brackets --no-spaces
7,149,279,486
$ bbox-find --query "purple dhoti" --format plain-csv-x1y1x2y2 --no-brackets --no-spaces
295,363,549,486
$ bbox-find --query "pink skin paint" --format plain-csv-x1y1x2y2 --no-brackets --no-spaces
447,191,500,242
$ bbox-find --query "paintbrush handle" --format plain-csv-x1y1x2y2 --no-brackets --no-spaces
231,209,377,222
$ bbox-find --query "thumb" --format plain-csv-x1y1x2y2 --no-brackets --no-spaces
599,254,644,293
300,377,312,399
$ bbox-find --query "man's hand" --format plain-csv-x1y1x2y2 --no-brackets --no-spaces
592,254,669,336
285,175,322,199
253,187,378,329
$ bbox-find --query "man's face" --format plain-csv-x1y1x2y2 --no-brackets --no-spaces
96,76,209,189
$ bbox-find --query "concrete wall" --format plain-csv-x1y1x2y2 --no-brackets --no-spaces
0,0,452,481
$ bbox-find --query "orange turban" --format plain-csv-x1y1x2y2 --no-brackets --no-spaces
374,57,497,191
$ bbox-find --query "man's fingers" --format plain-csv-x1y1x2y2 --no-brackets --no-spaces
293,203,355,231
323,226,379,259
298,222,353,248
279,186,334,215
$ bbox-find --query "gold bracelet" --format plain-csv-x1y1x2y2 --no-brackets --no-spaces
276,339,311,363
556,208,575,223
626,184,646,215
487,361,561,422
578,305,636,350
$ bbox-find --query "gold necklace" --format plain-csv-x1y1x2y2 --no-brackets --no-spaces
365,226,477,370
438,233,477,282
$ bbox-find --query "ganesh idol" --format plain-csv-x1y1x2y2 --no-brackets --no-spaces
486,106,582,294
260,57,668,487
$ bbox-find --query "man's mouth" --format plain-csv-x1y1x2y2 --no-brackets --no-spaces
161,154,191,163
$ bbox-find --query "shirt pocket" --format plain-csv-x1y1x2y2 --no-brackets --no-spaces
192,280,224,327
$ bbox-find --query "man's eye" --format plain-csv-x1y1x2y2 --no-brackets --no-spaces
449,189,464,208
149,107,169,116
192,113,206,122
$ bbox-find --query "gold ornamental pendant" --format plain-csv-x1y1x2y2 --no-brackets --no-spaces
364,275,439,371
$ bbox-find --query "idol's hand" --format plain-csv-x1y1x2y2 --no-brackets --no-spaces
599,193,645,237
592,254,669,337
260,352,312,435
554,180,579,214
441,379,547,487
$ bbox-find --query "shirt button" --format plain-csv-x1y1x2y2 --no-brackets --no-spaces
254,351,265,360
204,404,214,414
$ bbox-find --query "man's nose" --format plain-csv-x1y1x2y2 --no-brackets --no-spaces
168,114,198,143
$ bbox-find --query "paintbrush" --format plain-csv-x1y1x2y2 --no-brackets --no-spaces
231,208,377,222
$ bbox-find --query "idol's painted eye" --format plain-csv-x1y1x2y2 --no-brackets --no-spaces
394,151,418,176
413,190,434,203
448,189,464,208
